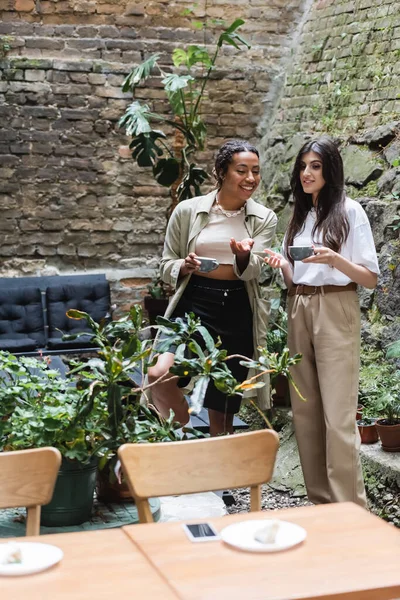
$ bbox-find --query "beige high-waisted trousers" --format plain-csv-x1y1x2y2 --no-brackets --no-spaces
287,287,367,507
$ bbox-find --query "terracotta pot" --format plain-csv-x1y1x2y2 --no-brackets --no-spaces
357,420,379,444
375,420,400,452
356,404,364,421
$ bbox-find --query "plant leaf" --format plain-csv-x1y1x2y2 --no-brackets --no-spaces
187,45,213,68
177,164,208,201
153,157,180,186
118,101,155,137
129,130,166,167
217,20,250,50
188,375,210,414
122,54,160,92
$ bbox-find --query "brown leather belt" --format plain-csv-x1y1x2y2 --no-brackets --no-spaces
288,282,357,296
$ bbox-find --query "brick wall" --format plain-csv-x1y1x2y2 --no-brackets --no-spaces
0,0,305,309
266,0,400,142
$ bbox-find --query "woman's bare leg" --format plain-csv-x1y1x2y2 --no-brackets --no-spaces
147,352,190,426
208,409,234,437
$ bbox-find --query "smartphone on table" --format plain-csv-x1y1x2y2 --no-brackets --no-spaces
182,522,220,542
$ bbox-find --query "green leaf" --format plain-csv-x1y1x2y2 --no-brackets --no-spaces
122,54,160,92
188,375,210,414
218,31,251,50
217,20,250,51
66,309,98,333
191,116,207,150
187,45,212,68
177,164,208,201
153,157,180,186
129,130,166,167
197,325,215,353
224,18,245,34
172,48,188,68
118,101,154,137
162,73,194,116
187,339,205,359
162,73,193,93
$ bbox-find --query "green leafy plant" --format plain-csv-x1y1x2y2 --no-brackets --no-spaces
118,19,250,212
375,342,400,425
146,272,174,300
0,353,106,462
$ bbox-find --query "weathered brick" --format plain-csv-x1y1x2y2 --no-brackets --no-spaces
25,69,46,82
15,0,35,11
25,38,65,50
53,60,93,72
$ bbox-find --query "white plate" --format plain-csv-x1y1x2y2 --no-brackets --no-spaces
0,542,63,576
220,519,306,553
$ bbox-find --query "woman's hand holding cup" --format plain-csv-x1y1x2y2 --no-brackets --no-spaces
180,252,201,277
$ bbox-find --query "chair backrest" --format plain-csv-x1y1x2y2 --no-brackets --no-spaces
118,429,279,523
0,447,62,535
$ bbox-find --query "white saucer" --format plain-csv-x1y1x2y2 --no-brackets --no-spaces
0,542,63,576
220,519,306,553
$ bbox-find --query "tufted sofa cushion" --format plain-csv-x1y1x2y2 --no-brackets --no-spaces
0,287,45,352
46,282,110,350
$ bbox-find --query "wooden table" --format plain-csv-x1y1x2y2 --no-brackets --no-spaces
123,502,400,600
1,528,178,599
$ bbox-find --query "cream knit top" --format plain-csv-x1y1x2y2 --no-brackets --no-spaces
195,205,248,265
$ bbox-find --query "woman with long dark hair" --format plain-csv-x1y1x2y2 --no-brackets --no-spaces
148,139,277,436
265,136,379,507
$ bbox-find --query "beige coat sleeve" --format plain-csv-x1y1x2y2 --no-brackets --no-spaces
159,204,185,288
233,211,278,281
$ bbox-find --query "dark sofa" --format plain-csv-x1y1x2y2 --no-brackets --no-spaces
0,274,110,355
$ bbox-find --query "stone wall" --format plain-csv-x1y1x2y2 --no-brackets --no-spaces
259,0,400,352
0,0,306,310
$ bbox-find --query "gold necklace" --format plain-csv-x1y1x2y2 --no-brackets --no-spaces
215,197,246,218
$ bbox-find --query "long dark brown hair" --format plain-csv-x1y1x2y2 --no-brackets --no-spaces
284,137,349,262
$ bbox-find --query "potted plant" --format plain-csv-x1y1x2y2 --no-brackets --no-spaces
65,305,206,502
374,341,400,452
0,352,105,526
375,390,400,452
357,415,379,444
265,304,290,407
119,19,250,215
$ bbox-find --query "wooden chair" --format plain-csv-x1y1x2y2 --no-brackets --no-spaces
0,447,62,535
118,429,279,523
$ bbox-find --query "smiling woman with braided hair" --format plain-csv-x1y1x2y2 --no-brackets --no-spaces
148,139,277,436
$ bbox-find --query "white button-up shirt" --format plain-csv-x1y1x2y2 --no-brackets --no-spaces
284,198,379,286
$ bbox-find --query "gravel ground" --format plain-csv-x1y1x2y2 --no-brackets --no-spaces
226,485,312,514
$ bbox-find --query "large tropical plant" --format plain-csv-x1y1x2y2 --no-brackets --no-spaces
118,19,250,213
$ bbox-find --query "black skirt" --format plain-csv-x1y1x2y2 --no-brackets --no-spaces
171,275,254,414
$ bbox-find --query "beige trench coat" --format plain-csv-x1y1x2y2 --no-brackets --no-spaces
159,190,278,410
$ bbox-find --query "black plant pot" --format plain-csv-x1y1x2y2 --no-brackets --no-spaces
41,456,98,527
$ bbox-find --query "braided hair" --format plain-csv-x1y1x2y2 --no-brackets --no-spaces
213,139,259,189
